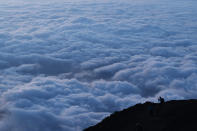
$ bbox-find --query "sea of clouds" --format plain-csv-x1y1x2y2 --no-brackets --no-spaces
0,0,197,130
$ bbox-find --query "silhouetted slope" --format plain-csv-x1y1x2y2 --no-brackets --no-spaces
84,100,197,131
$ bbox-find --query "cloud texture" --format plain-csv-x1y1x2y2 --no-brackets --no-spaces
0,0,197,130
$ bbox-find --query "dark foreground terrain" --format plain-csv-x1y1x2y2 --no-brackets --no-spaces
84,99,197,131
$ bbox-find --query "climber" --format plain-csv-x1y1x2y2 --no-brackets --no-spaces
158,96,165,104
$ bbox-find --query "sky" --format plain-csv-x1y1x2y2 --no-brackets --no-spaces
0,0,197,130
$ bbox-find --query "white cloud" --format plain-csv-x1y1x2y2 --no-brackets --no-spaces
0,0,197,130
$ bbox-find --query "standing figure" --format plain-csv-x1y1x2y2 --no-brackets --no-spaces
158,96,165,104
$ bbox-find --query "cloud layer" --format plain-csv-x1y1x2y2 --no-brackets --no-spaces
0,0,197,130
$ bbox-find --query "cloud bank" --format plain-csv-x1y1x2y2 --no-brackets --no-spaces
0,0,197,130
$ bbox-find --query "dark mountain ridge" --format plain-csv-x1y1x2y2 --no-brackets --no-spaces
84,99,197,131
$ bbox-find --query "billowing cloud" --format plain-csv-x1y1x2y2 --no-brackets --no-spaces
0,0,197,130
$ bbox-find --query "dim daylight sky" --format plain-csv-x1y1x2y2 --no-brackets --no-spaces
0,0,197,130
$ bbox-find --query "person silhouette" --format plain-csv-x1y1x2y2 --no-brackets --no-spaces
158,96,165,104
